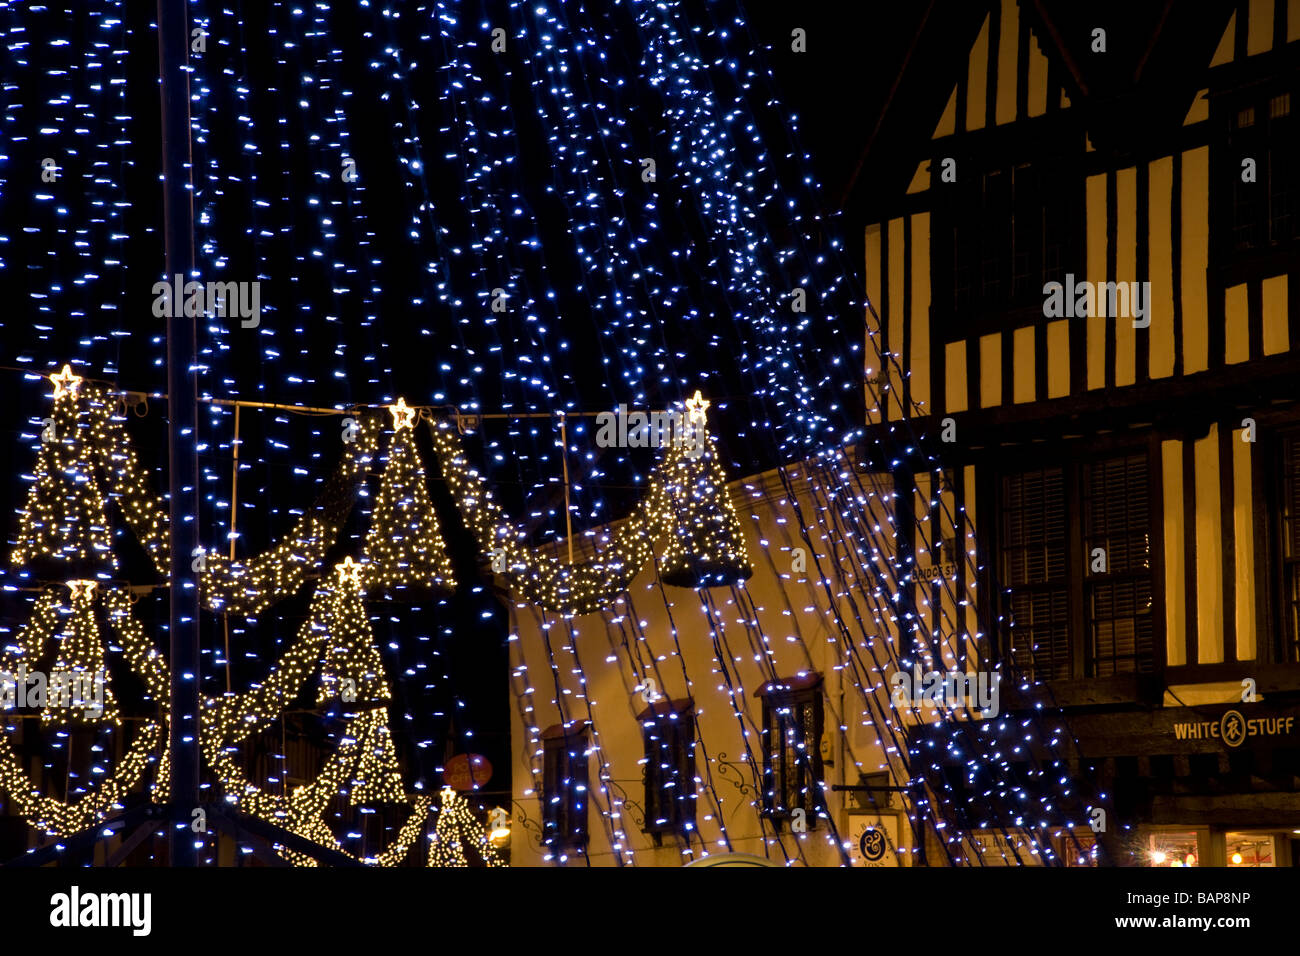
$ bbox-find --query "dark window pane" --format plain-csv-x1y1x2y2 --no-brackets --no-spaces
760,685,824,823
1084,455,1153,675
1281,435,1300,662
542,730,589,853
641,709,697,836
1001,467,1069,681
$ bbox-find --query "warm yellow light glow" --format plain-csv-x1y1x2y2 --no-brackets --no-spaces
44,578,121,726
0,586,166,835
488,806,511,849
363,422,455,592
3,368,754,860
388,396,417,430
427,395,749,614
685,389,710,425
66,579,98,602
204,575,421,864
49,364,82,399
335,556,364,587
5,370,440,856
428,787,504,867
13,382,115,568
54,380,385,613
199,413,381,613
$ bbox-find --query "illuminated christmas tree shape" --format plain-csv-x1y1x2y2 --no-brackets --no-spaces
0,369,754,856
0,586,167,836
40,580,121,727
203,566,424,862
12,367,114,575
192,550,424,863
363,402,455,593
656,394,752,587
0,371,176,836
318,558,406,807
426,391,753,614
427,786,503,867
0,372,414,850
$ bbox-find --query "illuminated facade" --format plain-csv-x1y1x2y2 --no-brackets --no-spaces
508,0,1300,867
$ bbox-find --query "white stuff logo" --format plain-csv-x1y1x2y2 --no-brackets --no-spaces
1172,709,1294,748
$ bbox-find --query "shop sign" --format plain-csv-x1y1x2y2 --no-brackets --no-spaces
848,813,902,867
1171,710,1295,749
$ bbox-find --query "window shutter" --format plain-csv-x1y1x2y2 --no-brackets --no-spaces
1085,454,1153,676
1002,467,1069,680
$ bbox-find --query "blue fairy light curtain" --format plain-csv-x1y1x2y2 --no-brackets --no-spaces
0,0,1109,867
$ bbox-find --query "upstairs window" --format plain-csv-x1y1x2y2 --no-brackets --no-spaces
1083,454,1154,677
1277,432,1300,663
1223,84,1297,255
1002,467,1070,680
933,162,1079,330
757,676,824,827
999,452,1154,681
639,699,697,842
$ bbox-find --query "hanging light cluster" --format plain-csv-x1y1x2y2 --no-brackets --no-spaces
0,585,167,836
205,561,414,860
318,558,406,806
41,580,119,727
14,372,390,615
200,413,384,615
427,786,505,868
656,393,753,588
1,371,755,856
428,392,751,614
12,367,113,576
362,401,455,595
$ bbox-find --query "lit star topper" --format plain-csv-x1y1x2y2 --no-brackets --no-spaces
66,579,98,602
685,389,711,426
50,364,82,400
335,556,364,588
388,397,416,430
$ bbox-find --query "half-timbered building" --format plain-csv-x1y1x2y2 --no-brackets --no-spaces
857,0,1299,867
